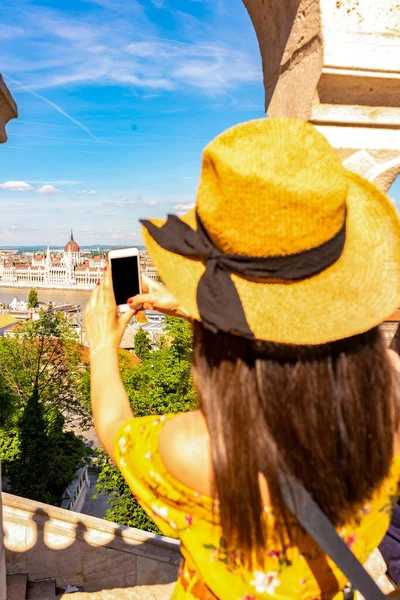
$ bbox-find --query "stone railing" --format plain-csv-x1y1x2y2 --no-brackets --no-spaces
2,493,181,594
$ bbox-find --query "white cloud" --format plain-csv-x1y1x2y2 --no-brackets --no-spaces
173,202,195,212
36,184,60,195
55,180,81,185
5,9,261,97
101,195,142,208
147,200,157,206
0,25,26,40
0,228,14,239
76,189,97,195
88,190,97,195
29,180,81,185
0,181,33,191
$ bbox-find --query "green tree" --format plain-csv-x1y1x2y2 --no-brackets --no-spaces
0,309,89,424
6,385,87,504
134,328,151,361
27,288,38,309
96,317,196,533
0,309,90,504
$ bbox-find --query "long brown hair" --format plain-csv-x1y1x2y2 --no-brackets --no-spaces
192,322,398,566
391,325,400,355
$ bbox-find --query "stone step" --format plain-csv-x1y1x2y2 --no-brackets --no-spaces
26,578,56,599
56,583,176,599
6,573,28,600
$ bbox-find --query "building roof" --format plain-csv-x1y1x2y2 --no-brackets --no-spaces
0,315,20,328
64,230,80,253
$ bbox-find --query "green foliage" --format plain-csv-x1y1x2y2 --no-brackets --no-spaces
164,316,193,362
0,309,90,504
0,375,17,428
0,309,89,424
78,350,142,417
96,316,197,533
6,387,87,504
27,288,39,309
134,328,151,361
95,449,161,535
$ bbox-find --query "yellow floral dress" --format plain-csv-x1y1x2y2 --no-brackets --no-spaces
115,415,400,600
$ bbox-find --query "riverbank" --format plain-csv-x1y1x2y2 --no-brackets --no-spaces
0,287,91,308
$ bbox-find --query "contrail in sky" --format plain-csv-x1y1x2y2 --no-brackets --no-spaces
3,74,98,141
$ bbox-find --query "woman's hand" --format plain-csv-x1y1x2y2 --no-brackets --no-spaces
129,274,192,321
84,267,134,356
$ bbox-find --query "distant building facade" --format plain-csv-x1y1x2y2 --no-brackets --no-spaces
0,232,106,290
380,309,400,347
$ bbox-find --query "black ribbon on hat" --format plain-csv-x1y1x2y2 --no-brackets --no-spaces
140,212,347,339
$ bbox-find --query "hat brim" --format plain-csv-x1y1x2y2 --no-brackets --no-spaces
142,171,400,344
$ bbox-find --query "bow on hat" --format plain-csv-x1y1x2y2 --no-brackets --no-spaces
141,212,346,339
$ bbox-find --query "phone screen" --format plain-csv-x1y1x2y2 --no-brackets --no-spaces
110,255,140,306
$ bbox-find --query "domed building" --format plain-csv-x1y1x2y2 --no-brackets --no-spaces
0,229,106,290
63,230,82,267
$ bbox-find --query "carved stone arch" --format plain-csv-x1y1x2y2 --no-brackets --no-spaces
0,75,17,143
340,149,400,194
371,158,400,194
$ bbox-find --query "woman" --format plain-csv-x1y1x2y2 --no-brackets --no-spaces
84,118,400,600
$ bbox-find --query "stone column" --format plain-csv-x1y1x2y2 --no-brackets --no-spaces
242,0,324,119
0,73,17,600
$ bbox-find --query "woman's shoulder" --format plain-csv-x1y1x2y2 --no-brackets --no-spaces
158,410,214,497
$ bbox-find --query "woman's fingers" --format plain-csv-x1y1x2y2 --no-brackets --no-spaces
99,267,117,309
86,278,100,313
118,307,135,332
141,273,163,293
128,292,156,311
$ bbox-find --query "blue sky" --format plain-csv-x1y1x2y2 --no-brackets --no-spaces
0,0,265,246
0,0,399,246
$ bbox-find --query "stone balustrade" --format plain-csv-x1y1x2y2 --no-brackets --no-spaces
2,493,180,594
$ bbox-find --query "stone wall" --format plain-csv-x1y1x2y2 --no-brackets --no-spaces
2,493,181,593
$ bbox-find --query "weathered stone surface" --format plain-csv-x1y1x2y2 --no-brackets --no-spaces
341,149,400,192
321,0,400,71
372,161,400,192
3,493,180,593
326,145,400,193
0,75,17,143
243,0,323,118
58,583,175,600
136,557,179,587
312,104,400,127
315,124,400,152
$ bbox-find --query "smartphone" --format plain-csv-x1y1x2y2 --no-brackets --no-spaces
108,247,142,313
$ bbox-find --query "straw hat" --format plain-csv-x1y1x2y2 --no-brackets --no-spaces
141,118,400,345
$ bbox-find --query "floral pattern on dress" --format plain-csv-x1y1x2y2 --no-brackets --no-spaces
114,414,400,600
250,571,281,595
